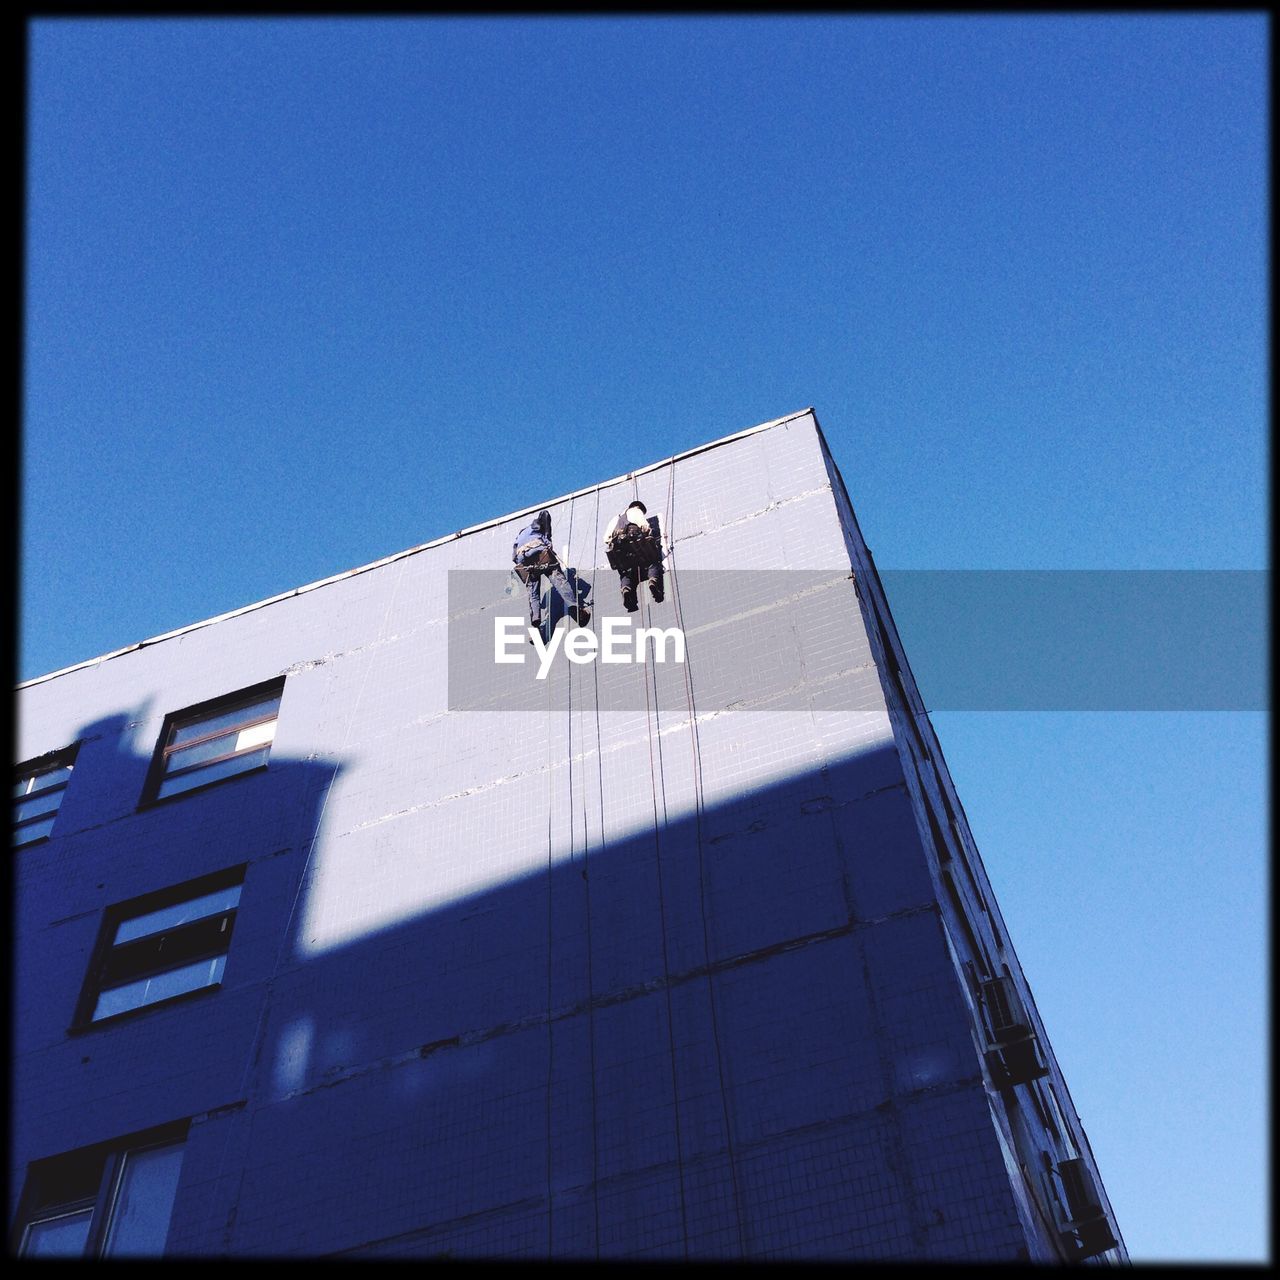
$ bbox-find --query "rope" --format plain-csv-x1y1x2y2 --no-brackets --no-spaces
584,483,604,1258
544,494,578,1257
600,475,689,1249
639,580,692,1257
665,458,748,1258
544,560,556,1258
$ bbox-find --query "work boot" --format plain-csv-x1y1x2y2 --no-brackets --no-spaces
621,590,638,613
648,585,664,603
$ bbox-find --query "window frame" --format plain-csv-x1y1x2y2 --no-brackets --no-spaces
13,1120,189,1258
140,678,284,807
72,865,246,1031
13,745,79,849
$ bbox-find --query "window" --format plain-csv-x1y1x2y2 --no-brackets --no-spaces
13,747,77,848
922,788,952,865
1028,1080,1061,1143
76,867,244,1027
144,679,283,803
15,1121,187,1257
942,868,992,977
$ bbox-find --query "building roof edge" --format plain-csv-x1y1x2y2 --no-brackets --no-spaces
18,407,816,690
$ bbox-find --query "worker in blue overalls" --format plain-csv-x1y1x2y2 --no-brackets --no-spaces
512,509,584,631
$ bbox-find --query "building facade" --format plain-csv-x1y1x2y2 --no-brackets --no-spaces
11,409,1124,1260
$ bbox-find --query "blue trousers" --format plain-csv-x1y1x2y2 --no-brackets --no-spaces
526,566,577,626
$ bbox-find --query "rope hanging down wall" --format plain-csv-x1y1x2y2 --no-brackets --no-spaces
664,459,748,1258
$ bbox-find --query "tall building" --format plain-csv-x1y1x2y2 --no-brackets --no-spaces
11,409,1124,1261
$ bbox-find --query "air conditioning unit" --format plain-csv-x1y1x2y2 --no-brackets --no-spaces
978,976,1049,1087
1056,1157,1118,1260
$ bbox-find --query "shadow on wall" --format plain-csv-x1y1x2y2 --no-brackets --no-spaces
16,709,1003,1260
12,708,343,1175
235,738,997,1258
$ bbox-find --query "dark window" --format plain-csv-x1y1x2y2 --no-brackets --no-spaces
1029,1080,1060,1142
13,747,78,848
144,679,283,803
76,867,244,1027
937,778,1006,951
922,789,952,864
942,868,992,977
1040,1150,1068,1222
15,1122,187,1257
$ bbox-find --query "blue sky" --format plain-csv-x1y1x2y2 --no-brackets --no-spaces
21,15,1268,1262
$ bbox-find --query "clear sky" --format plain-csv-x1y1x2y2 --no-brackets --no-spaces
21,14,1268,1263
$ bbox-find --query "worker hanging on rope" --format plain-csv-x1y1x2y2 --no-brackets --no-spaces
512,508,587,634
603,499,665,613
